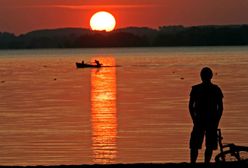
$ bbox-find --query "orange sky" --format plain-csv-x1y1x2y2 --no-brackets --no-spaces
0,0,248,34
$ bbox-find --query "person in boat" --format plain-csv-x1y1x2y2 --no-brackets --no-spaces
189,67,223,164
94,60,102,67
81,60,85,65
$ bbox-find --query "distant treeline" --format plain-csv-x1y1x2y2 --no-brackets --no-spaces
0,25,248,49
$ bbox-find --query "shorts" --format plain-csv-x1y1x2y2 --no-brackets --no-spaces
190,124,218,150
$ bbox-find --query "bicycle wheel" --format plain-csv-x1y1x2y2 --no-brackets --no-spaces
215,148,248,162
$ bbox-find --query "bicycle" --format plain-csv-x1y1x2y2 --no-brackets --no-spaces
215,129,248,162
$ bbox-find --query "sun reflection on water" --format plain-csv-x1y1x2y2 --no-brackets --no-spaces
91,57,117,164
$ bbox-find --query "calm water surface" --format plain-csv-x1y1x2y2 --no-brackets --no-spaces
0,47,248,165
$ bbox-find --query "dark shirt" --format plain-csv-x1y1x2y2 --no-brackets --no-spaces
189,82,223,126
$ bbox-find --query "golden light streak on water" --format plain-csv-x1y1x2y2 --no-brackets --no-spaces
90,57,117,164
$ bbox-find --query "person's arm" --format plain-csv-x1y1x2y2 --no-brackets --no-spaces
189,96,196,124
217,98,223,122
217,87,224,122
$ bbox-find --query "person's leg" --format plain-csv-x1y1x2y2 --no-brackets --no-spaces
190,126,204,163
204,148,213,163
190,148,198,163
205,126,218,163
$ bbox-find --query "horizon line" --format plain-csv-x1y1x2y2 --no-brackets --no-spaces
2,24,248,36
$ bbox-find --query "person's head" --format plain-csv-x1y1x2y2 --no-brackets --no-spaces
200,67,213,83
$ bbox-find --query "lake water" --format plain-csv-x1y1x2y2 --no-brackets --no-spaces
0,47,248,166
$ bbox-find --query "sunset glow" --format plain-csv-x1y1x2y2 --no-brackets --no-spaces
90,11,116,32
1,1,248,34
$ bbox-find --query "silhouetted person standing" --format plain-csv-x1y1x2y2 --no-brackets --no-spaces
189,67,223,164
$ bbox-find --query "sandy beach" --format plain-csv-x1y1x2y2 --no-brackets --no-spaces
0,161,248,168
1,162,248,168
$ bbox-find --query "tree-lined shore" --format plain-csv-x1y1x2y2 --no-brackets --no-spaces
0,25,248,49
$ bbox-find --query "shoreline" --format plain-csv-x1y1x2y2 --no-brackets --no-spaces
1,162,248,168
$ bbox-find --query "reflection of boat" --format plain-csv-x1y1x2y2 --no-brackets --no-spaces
76,62,102,68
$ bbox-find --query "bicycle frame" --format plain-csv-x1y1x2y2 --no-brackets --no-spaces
216,129,248,162
217,129,225,161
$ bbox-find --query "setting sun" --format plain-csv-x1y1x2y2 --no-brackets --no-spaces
90,11,116,32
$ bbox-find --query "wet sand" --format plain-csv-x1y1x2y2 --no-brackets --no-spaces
1,162,248,168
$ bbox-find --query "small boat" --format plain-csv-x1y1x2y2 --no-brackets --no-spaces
76,62,102,68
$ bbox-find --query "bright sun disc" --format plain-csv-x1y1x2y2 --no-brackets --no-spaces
90,11,116,32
